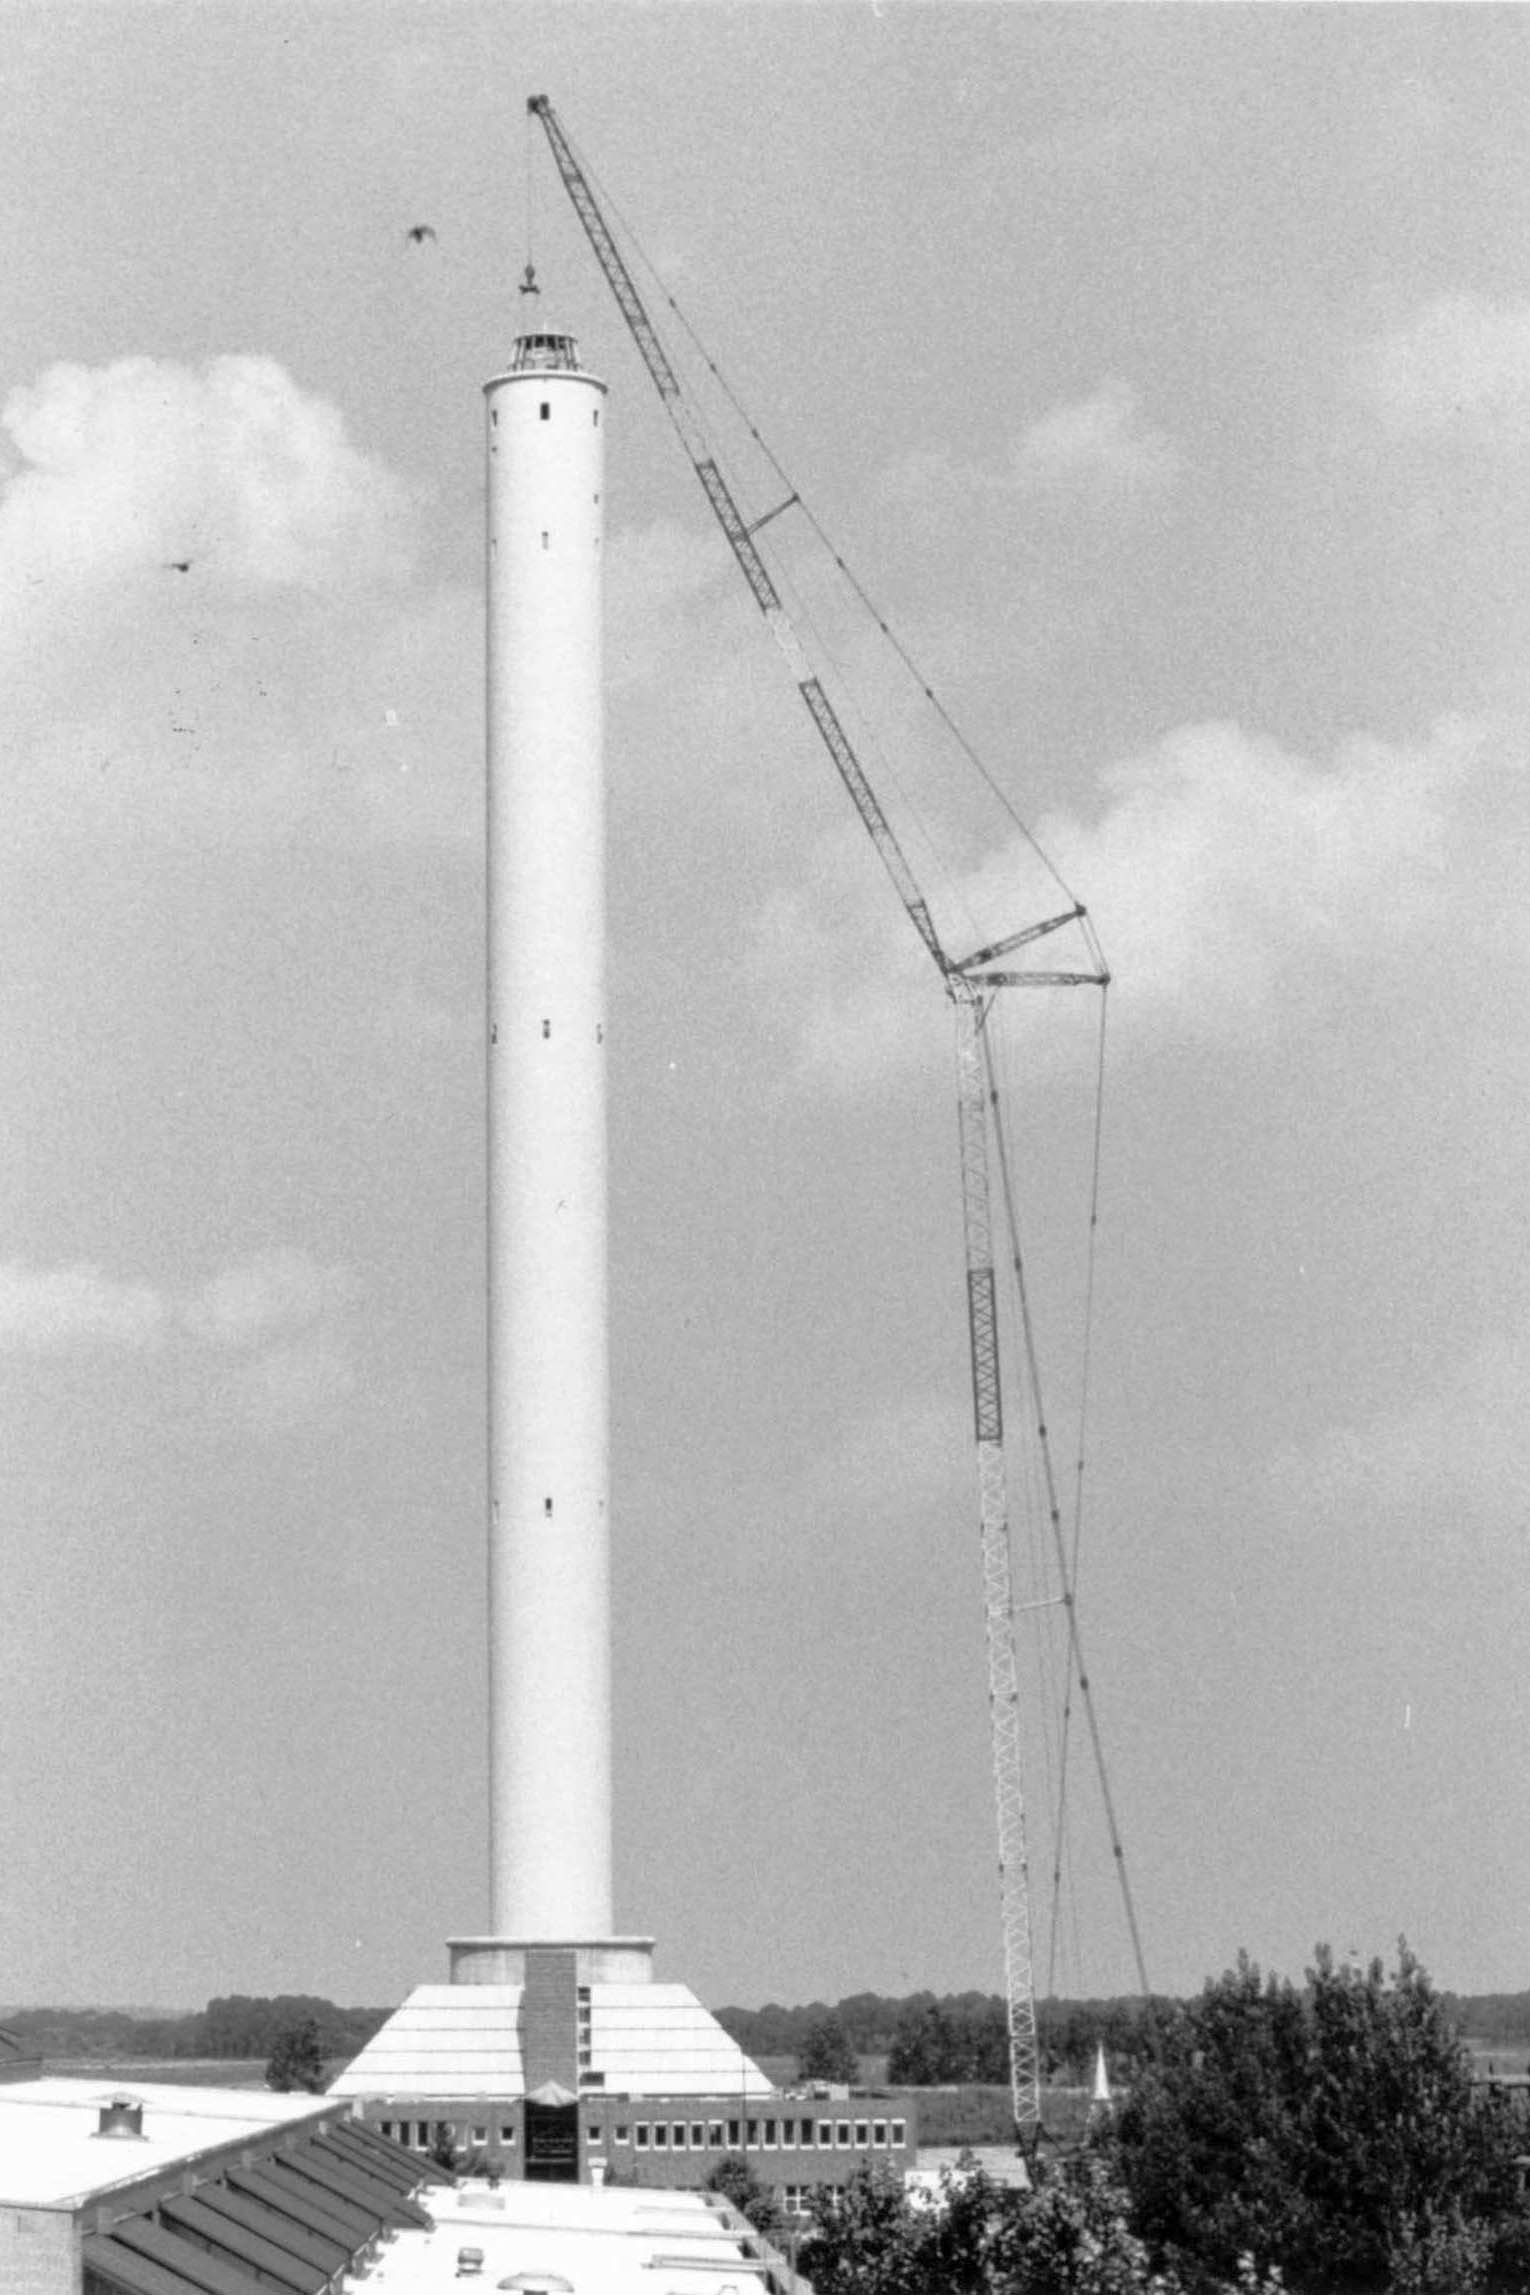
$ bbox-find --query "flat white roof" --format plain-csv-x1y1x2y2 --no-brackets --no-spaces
351,2180,776,2295
0,2078,335,2210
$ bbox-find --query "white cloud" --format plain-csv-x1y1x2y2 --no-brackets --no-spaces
0,356,415,636
1013,378,1181,492
0,354,473,850
1034,716,1489,1032
1352,295,1530,444
184,1247,344,1349
0,1263,168,1352
607,516,730,692
881,379,1179,508
755,714,1518,1086
0,1252,356,1434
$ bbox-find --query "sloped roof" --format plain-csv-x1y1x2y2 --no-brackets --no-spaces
327,1982,773,2101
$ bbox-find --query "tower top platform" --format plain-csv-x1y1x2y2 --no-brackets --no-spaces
508,329,585,374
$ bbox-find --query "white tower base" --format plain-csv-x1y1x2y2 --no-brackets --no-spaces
328,1977,772,2105
448,1935,655,1985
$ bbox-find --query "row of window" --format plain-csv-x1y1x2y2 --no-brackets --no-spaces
626,2116,905,2154
378,2119,516,2150
376,2114,908,2156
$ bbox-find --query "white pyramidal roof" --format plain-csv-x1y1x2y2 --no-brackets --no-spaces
328,1984,773,2102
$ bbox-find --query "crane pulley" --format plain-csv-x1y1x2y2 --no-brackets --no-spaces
529,93,1128,2137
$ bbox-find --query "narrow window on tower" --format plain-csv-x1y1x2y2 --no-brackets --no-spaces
541,531,549,549
543,1497,553,1517
540,402,550,420
541,1018,551,1039
593,408,600,426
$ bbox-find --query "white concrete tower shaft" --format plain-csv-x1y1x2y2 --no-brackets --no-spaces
485,329,611,1940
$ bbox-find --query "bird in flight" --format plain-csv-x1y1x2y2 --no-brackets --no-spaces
406,224,437,245
164,560,192,573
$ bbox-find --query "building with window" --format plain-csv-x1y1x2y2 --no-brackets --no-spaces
0,2077,444,2295
328,1945,918,2199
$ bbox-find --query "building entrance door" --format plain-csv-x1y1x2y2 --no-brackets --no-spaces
524,2099,579,2182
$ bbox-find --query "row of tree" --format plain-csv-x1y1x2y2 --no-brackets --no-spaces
3,1995,388,2062
716,1993,1164,2088
1113,1945,1528,2294
746,1944,1530,2295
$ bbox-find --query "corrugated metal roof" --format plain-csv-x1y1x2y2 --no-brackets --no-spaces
84,2232,217,2295
190,2178,348,2275
111,2213,273,2295
309,2136,431,2224
273,2145,427,2230
158,2193,326,2294
323,2120,431,2194
324,2122,432,2193
246,2161,377,2243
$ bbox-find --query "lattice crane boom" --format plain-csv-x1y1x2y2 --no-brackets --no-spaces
530,93,1106,2137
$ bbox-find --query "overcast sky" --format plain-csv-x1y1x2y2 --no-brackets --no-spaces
3,2,1530,2019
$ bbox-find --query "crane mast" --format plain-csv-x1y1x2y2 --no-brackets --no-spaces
530,93,1107,2138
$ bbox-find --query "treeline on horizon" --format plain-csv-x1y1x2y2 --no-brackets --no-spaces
8,1980,1530,2072
718,1984,1530,2083
0,1995,390,2062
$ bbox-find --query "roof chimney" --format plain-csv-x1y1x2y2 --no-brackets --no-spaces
94,2095,145,2140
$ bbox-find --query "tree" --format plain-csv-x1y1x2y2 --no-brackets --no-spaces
799,2010,859,2084
800,2151,1187,2295
264,2017,328,2094
888,1999,1009,2085
428,2122,462,2177
706,2156,784,2241
799,2158,947,2295
1110,1942,1528,2295
989,2148,1186,2295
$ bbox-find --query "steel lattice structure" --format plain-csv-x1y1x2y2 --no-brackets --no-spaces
531,93,1108,2137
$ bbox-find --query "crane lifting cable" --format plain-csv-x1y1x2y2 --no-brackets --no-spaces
529,93,1145,2137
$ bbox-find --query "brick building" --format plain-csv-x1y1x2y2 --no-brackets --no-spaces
0,2077,441,2295
330,1944,918,2205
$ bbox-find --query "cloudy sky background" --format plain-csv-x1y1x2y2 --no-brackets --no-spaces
4,3,1530,2016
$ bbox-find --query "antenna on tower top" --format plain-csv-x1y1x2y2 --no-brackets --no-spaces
519,262,541,299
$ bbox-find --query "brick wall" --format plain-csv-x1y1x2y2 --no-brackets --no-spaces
0,2207,77,2295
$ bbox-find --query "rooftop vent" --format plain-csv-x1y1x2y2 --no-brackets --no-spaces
456,2251,485,2277
94,2095,146,2140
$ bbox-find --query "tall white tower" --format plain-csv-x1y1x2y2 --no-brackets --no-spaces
329,316,771,2140
484,325,612,1944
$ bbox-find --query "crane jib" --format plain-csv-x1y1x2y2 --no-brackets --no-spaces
530,90,1057,2136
